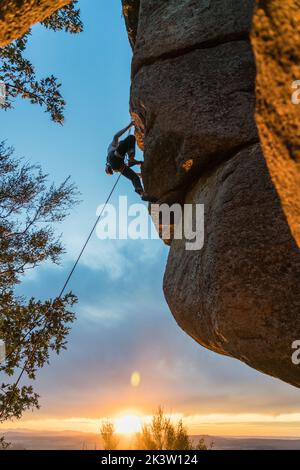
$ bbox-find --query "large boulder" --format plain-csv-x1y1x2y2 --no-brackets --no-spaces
122,0,300,387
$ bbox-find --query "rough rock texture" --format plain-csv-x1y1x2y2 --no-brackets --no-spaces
123,0,300,387
131,41,258,203
165,143,300,386
251,1,300,247
0,0,72,46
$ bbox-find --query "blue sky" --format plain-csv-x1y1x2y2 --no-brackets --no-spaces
1,0,300,437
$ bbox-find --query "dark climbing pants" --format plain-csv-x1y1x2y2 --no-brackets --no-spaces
122,164,143,194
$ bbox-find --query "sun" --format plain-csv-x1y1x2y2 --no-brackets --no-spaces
114,415,142,434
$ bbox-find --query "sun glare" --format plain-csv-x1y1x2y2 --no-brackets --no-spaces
130,371,141,387
114,415,142,434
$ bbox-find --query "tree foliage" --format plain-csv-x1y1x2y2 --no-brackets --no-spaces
0,1,82,426
100,420,119,451
0,435,10,449
135,407,208,451
99,409,209,451
0,143,77,287
0,142,79,422
42,2,83,33
0,1,83,123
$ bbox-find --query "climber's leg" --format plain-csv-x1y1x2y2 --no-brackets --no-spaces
122,165,144,194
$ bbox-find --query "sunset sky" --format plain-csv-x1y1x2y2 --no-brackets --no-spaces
1,0,300,438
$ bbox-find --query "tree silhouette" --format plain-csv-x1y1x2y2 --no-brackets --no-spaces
99,408,210,451
100,420,119,451
135,407,208,451
0,141,79,422
0,435,11,449
0,1,82,427
0,1,83,123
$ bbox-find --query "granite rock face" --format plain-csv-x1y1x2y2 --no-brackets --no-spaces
122,0,300,387
251,1,300,248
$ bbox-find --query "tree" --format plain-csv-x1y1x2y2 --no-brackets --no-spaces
0,1,82,428
0,436,10,449
135,407,208,451
0,141,79,422
100,420,119,451
0,0,74,46
0,1,83,123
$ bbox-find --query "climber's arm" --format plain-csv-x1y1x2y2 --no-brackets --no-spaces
112,122,134,147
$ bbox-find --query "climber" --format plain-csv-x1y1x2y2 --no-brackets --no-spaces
105,122,152,201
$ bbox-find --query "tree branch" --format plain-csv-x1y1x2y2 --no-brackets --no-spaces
6,83,47,106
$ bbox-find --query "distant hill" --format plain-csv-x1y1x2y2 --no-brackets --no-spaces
199,436,300,451
1,430,300,450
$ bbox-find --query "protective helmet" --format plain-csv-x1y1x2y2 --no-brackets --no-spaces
105,163,113,176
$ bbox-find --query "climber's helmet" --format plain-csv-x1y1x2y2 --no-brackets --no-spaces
105,163,114,176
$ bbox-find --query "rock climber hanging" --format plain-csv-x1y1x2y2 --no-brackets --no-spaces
105,121,154,202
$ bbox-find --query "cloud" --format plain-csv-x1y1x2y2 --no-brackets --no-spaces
11,231,300,430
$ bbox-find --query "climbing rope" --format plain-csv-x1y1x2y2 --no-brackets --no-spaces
0,172,123,415
4,131,135,367
58,172,122,298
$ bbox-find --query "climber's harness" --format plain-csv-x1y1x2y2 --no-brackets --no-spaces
106,150,126,175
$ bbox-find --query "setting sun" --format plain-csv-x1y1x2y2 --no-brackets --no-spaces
114,415,142,434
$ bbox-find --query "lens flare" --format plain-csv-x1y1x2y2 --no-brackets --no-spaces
130,371,141,387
